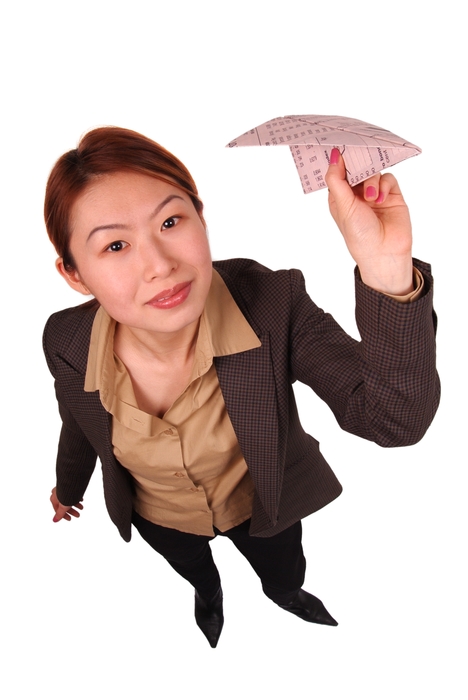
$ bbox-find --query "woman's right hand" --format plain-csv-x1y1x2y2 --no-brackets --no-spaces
50,487,84,522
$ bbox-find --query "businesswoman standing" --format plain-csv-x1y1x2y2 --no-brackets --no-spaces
44,127,439,647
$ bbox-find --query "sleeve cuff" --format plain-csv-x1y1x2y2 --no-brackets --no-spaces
383,268,424,303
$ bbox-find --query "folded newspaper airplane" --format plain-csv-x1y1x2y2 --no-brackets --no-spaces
227,115,421,194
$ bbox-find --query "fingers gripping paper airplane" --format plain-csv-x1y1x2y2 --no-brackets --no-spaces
227,115,421,194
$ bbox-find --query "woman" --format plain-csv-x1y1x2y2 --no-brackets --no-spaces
44,126,439,647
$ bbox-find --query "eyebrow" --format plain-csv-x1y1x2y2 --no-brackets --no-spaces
86,194,185,240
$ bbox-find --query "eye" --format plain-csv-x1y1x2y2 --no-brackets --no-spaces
106,240,128,253
162,216,180,230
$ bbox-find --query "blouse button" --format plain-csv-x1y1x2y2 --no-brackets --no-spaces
174,472,185,478
163,428,174,436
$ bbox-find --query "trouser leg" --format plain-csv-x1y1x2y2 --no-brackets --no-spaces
132,512,221,599
219,519,306,603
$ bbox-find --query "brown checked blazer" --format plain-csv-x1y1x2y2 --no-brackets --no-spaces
43,258,440,542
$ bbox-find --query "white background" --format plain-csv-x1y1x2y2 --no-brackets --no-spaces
2,1,466,698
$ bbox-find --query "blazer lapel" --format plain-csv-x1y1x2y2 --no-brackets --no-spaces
215,331,281,524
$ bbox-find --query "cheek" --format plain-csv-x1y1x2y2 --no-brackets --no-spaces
181,232,211,269
194,233,212,265
74,264,129,304
198,245,213,281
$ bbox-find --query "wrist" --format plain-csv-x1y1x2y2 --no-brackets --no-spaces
358,256,414,296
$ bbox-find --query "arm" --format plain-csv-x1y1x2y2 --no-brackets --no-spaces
288,146,439,446
50,399,98,522
289,263,439,447
296,148,439,444
43,314,98,524
54,399,98,503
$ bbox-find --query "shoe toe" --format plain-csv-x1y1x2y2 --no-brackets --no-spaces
279,589,338,626
195,588,224,647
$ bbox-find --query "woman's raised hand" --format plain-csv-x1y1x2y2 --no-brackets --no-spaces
325,148,414,296
50,487,83,523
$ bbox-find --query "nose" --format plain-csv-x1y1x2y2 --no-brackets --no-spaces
140,236,177,282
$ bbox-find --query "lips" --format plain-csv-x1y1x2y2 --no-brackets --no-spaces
146,282,192,309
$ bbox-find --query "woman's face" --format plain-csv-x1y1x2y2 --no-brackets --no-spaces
58,171,213,339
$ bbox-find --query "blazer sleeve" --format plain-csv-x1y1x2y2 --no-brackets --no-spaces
43,313,98,507
288,258,440,447
54,398,98,506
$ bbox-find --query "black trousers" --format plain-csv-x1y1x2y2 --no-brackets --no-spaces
132,512,306,603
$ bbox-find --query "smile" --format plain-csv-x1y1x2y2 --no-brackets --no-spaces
147,282,192,309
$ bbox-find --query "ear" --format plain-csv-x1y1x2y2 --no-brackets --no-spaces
55,258,91,296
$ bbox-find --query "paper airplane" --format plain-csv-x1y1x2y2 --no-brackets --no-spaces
227,115,421,194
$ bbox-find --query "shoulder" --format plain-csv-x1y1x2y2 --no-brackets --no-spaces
213,258,312,336
214,257,305,302
214,257,303,284
44,298,100,347
43,298,100,375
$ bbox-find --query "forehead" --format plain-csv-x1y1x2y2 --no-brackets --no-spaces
71,171,188,227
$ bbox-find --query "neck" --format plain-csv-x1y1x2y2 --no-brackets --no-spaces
114,317,200,365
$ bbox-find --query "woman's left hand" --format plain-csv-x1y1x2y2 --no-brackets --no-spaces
325,148,414,295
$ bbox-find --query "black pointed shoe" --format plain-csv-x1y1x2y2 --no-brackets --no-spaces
277,589,338,626
194,587,224,648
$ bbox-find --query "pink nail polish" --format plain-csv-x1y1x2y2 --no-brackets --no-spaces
330,148,340,165
366,186,377,199
376,192,385,203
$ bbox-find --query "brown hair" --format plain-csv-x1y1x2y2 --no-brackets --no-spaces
44,126,204,271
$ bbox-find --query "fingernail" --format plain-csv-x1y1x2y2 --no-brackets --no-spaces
376,192,385,203
366,186,377,199
330,148,340,165
53,516,58,522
